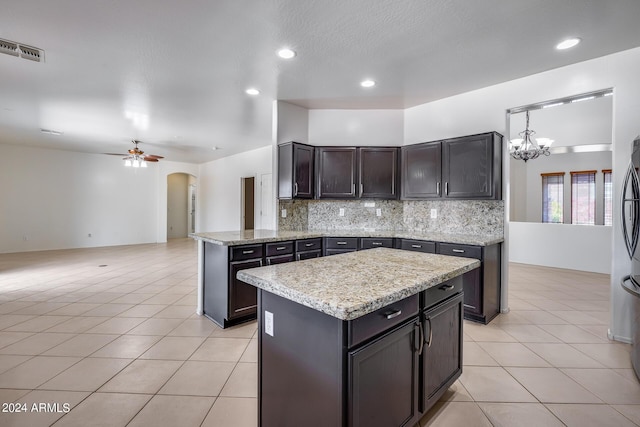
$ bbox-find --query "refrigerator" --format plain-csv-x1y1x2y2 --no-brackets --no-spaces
621,136,640,379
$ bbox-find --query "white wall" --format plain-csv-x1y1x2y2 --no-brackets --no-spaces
404,46,640,341
0,144,159,253
198,145,273,232
510,222,612,274
308,109,403,146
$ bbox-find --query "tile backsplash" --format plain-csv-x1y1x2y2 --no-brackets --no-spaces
278,199,503,235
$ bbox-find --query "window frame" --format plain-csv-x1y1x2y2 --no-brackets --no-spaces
541,172,565,224
570,170,597,225
603,169,612,226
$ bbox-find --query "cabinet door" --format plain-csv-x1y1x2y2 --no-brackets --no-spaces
317,147,357,198
296,250,321,261
229,259,261,320
293,143,314,198
349,320,419,427
359,147,398,199
401,142,441,199
421,293,463,413
442,133,494,199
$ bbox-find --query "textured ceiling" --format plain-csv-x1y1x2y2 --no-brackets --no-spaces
1,0,639,163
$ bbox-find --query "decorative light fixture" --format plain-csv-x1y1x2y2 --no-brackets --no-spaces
510,110,553,162
122,140,163,168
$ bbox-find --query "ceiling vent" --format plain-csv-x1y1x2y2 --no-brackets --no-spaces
0,38,44,63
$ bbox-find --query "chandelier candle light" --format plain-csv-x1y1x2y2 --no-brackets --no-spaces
510,110,553,162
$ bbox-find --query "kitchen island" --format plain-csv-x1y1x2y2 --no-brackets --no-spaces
238,247,480,427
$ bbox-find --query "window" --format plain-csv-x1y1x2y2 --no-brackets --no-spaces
603,169,612,226
542,172,564,223
571,170,596,225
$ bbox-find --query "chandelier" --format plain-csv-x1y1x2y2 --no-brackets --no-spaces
510,110,553,162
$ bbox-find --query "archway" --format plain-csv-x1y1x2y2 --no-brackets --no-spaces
167,173,197,238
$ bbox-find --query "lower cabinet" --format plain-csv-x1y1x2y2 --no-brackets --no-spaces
421,292,463,412
324,237,359,256
258,279,464,426
349,320,419,427
228,260,261,320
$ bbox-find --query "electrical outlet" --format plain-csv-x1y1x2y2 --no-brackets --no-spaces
281,209,287,218
376,208,382,217
431,209,438,219
265,311,274,336
339,208,345,217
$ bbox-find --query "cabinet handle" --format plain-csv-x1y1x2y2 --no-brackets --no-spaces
452,249,465,253
411,244,422,249
437,181,441,195
242,250,255,254
235,305,257,313
276,246,286,251
305,243,314,247
445,182,449,195
372,242,383,246
427,317,433,348
360,183,363,195
385,309,402,320
294,182,298,196
415,322,424,355
336,241,347,245
439,284,455,290
352,183,355,195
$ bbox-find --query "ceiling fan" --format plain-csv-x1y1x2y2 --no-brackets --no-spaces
106,140,164,167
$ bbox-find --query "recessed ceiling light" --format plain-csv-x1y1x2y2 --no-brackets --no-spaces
277,48,296,59
245,88,260,96
360,79,376,88
556,38,581,50
212,146,220,151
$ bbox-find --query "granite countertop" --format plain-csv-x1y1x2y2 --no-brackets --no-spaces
190,229,503,246
237,247,480,320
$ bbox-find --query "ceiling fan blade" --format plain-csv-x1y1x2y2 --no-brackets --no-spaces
145,154,164,159
143,157,159,162
102,153,126,156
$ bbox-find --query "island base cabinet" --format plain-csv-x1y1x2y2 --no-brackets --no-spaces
349,320,419,427
421,293,463,412
228,260,260,320
258,290,422,427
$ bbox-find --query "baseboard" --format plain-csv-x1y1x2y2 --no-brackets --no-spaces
608,328,632,344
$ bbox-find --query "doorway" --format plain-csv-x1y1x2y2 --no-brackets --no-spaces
241,176,255,230
167,173,197,238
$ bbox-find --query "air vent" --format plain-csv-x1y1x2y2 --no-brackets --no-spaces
0,38,44,63
0,39,18,57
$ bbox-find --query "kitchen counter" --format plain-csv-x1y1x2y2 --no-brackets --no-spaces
191,228,503,247
237,247,479,320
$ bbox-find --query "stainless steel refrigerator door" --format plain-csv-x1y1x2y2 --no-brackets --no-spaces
622,162,640,259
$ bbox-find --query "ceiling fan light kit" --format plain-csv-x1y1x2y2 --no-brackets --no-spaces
122,140,163,167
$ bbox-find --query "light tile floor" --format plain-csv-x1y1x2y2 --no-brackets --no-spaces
0,239,637,426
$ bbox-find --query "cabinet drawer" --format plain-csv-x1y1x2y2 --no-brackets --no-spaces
265,241,294,256
438,243,482,260
348,294,419,348
423,276,463,309
325,237,359,250
400,239,436,253
296,250,321,261
230,244,264,261
295,238,322,252
266,254,295,265
359,237,394,249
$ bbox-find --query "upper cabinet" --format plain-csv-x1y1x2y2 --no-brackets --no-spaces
278,142,314,199
358,147,399,199
316,147,399,199
401,132,502,200
316,147,358,198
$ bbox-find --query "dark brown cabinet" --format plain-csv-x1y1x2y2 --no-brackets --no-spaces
324,237,359,256
278,142,314,199
358,147,399,199
316,147,399,199
442,133,501,199
401,142,441,199
349,320,419,427
316,147,358,198
295,238,322,260
359,237,394,249
396,238,436,253
401,132,502,200
228,259,260,320
437,242,501,324
421,292,463,412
